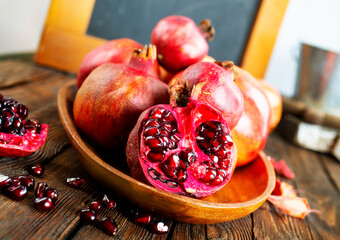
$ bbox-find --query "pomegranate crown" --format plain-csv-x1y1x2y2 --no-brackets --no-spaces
199,19,215,41
129,44,157,74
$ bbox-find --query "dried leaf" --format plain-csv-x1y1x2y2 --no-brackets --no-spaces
268,180,319,219
268,156,295,179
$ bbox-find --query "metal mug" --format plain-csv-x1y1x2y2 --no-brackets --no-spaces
295,43,340,117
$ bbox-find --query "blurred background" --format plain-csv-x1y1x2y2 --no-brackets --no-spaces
0,0,340,99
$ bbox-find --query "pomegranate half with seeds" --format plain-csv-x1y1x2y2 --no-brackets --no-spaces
126,99,237,198
0,94,48,157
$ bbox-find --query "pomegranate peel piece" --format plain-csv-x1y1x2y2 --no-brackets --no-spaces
0,124,49,157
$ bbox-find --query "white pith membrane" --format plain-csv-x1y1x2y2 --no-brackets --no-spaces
139,102,236,198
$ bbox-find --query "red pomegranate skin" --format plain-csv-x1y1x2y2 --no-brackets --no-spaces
126,101,237,198
232,66,271,167
77,38,160,88
73,45,169,151
151,15,210,73
169,61,244,130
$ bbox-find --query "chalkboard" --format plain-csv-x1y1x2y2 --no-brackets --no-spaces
86,0,260,65
34,0,288,78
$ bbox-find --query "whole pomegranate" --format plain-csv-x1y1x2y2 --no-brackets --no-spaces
232,66,271,167
0,94,49,157
73,45,169,152
77,38,160,88
126,99,237,198
258,79,282,132
151,15,215,73
169,61,244,130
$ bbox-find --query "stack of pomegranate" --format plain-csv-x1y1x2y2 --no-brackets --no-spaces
73,15,282,198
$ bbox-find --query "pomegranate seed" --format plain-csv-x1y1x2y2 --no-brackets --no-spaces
0,175,12,189
200,168,217,183
5,185,28,201
35,182,47,198
145,136,163,149
176,168,187,182
66,177,85,188
149,221,169,234
208,174,224,186
144,127,159,137
30,164,44,177
79,209,96,224
24,119,41,134
17,176,35,191
145,119,160,128
11,178,22,187
162,111,174,122
99,217,117,236
45,187,58,203
147,151,164,162
89,200,102,213
150,107,165,119
135,213,152,226
101,194,116,209
34,197,54,211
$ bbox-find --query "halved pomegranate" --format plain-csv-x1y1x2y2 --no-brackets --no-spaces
0,94,48,157
126,99,236,198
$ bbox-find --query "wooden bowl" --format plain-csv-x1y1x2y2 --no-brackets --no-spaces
57,80,275,224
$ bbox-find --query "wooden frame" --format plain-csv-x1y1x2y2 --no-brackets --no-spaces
34,0,289,78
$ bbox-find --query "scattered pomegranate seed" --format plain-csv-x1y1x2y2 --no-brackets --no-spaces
45,187,58,203
5,185,28,201
30,164,44,177
66,177,85,188
35,182,47,198
99,217,117,236
17,176,35,191
34,197,55,211
101,194,116,209
79,209,96,224
149,221,169,234
135,213,152,226
89,200,102,213
0,175,13,189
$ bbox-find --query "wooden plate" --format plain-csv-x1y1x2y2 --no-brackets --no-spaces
57,80,275,224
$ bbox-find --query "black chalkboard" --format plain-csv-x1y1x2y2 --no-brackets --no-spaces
87,0,260,65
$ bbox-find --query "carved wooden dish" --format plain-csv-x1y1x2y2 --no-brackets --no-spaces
57,80,275,224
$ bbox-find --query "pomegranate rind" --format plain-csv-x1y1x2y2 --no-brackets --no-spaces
77,38,144,88
0,123,49,157
126,103,237,198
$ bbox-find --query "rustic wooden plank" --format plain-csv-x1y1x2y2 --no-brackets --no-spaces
170,223,205,240
0,59,65,89
206,216,252,240
320,154,340,193
0,148,100,240
262,131,340,239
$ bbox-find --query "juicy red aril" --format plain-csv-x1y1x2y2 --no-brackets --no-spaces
101,194,116,209
35,182,47,198
134,213,152,226
34,197,55,211
17,176,35,191
89,200,102,213
30,164,44,177
24,119,41,134
149,221,169,234
80,209,96,224
5,185,28,201
45,187,58,203
143,109,179,163
66,177,85,188
11,178,22,187
0,175,13,189
99,217,117,236
159,149,195,182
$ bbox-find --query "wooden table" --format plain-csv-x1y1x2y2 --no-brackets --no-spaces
0,56,339,239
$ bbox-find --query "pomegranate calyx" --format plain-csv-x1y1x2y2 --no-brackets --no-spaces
129,44,157,75
169,81,190,108
199,19,215,41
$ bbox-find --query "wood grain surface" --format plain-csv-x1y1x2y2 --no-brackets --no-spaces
0,57,339,239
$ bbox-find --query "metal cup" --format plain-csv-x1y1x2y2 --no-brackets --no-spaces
296,43,340,117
